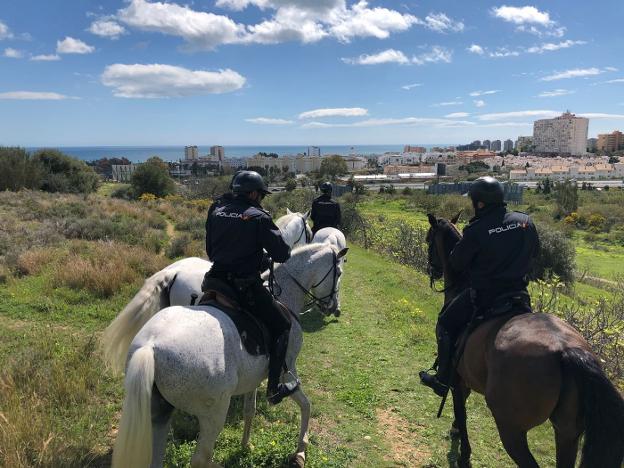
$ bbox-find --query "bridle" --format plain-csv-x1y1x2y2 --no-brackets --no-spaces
270,249,340,315
291,214,312,245
427,219,467,295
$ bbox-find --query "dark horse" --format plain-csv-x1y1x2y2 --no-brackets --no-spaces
426,213,624,468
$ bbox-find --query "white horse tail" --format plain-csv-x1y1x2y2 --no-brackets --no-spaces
102,268,178,374
112,344,155,468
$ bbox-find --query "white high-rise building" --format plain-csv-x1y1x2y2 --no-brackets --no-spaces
503,139,514,152
210,145,225,161
184,145,198,160
533,112,589,156
307,146,321,157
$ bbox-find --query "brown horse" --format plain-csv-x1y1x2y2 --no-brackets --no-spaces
426,213,624,468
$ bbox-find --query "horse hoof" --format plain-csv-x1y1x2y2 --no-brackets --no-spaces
288,453,305,468
334,309,341,317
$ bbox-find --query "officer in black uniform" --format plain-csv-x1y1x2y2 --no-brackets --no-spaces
420,176,540,396
311,181,341,234
203,170,298,404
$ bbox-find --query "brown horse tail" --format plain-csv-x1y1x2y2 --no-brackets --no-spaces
562,348,624,468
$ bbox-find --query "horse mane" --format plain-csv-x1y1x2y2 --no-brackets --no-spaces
275,212,300,229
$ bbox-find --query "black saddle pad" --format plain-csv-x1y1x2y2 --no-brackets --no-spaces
198,279,271,356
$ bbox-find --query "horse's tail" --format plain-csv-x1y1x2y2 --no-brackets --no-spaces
562,347,624,467
112,344,155,468
101,268,177,374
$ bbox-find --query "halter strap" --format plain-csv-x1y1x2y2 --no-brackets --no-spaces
292,215,311,245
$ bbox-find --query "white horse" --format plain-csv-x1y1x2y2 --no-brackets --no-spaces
102,211,312,369
312,227,347,315
110,243,348,468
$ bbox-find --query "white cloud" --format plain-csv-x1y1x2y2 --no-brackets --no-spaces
302,116,475,129
246,117,294,125
605,67,618,72
412,46,452,66
526,40,586,54
473,100,486,107
57,37,95,54
298,107,368,119
0,21,12,40
89,19,126,39
342,49,409,65
431,101,463,107
101,63,246,98
0,91,74,100
469,90,499,97
445,112,470,118
423,13,464,33
538,89,574,98
3,48,23,58
478,110,559,121
491,6,552,26
30,54,61,61
603,78,624,84
541,68,603,81
467,44,484,55
402,83,422,90
488,47,520,58
576,113,624,120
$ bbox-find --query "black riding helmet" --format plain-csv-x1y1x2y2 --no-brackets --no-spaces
232,170,271,195
320,181,332,194
469,176,504,205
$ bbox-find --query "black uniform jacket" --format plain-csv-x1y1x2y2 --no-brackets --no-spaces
311,194,341,231
449,205,540,292
206,195,290,276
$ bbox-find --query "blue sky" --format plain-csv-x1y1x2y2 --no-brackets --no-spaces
1,0,623,146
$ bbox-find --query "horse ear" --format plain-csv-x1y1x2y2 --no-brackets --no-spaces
451,210,463,225
427,213,437,226
303,210,310,220
336,247,349,259
286,208,292,214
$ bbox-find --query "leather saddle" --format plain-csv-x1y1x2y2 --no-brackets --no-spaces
198,277,294,356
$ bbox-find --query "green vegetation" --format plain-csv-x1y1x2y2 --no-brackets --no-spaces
0,188,621,467
319,155,348,179
130,156,175,198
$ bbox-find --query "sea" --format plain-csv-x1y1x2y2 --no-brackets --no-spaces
25,145,438,163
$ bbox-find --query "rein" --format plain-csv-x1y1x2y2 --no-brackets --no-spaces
292,215,312,245
428,221,468,295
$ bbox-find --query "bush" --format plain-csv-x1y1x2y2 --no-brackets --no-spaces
166,235,192,259
285,178,297,192
33,149,99,194
131,159,175,198
15,248,58,276
111,184,134,200
0,147,44,191
531,225,576,283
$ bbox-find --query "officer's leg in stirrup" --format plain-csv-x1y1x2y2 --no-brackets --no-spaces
419,325,453,397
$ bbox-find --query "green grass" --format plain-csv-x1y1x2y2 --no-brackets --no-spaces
575,238,624,280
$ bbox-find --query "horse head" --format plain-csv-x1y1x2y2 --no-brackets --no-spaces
426,212,464,295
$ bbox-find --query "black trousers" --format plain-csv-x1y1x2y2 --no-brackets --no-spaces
437,289,475,340
206,271,290,339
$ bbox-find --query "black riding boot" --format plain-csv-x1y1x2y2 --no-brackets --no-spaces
267,331,300,405
419,330,453,397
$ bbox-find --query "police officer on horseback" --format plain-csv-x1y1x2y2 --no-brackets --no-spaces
311,181,341,234
420,176,540,397
203,170,299,404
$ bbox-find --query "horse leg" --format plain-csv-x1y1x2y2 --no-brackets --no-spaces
150,387,174,468
550,378,582,468
452,383,472,468
288,388,311,468
241,389,257,449
495,425,539,468
553,428,580,468
191,396,231,468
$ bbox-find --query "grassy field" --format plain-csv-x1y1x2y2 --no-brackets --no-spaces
0,190,620,467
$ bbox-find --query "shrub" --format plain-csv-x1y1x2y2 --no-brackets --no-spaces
139,192,157,202
15,248,58,276
111,184,134,200
531,225,576,283
131,160,175,198
166,235,192,259
0,147,44,191
587,213,607,232
33,148,99,194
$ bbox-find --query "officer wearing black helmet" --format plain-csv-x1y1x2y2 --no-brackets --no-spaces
311,182,341,234
204,170,298,404
420,176,539,396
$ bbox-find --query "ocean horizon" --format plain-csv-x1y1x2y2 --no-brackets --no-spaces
25,145,449,163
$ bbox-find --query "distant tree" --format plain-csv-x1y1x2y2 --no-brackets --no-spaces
33,148,99,194
131,159,175,198
86,157,131,178
285,178,297,192
247,166,267,177
320,155,348,179
0,147,44,191
608,156,620,164
553,179,578,218
531,225,576,284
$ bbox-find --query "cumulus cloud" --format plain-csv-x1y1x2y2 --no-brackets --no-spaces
402,83,422,90
469,90,499,97
31,54,61,61
57,37,95,54
246,117,294,125
342,49,409,65
89,19,127,39
0,21,12,40
538,89,574,98
541,67,603,81
467,44,484,55
0,91,74,100
478,110,559,121
298,107,368,119
445,112,470,118
101,63,246,98
473,100,486,107
3,48,23,58
491,5,565,37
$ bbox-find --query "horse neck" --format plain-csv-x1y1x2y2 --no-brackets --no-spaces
273,246,323,314
438,234,468,305
277,214,303,247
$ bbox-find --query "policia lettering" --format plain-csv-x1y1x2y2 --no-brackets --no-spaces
488,222,528,236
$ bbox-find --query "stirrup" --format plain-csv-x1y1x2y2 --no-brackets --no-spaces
419,371,449,397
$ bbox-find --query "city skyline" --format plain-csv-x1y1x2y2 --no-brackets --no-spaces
1,1,624,146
